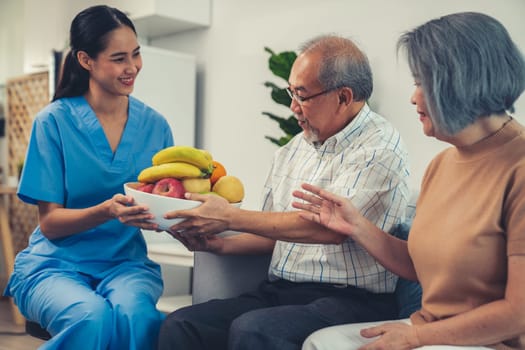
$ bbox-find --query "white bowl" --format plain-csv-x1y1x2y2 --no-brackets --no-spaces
124,182,202,230
124,182,242,231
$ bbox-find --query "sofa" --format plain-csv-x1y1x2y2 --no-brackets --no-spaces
192,228,421,320
191,193,422,321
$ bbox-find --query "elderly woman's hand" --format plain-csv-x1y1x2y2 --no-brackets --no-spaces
357,322,421,350
292,183,362,238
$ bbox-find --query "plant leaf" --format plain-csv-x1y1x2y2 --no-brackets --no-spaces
263,82,291,106
262,47,300,147
271,88,291,106
277,135,294,145
265,135,294,147
261,112,301,135
263,81,280,90
265,135,282,146
264,47,275,56
281,116,302,135
267,49,297,81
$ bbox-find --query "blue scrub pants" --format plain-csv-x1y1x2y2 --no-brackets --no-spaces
11,263,165,350
158,279,398,350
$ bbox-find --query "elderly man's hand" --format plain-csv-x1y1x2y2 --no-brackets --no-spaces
165,192,235,236
168,230,225,253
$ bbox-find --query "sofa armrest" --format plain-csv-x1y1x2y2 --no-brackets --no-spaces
191,231,272,304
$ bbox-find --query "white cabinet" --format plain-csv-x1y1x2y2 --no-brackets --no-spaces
68,0,211,39
121,0,211,39
146,235,194,313
20,0,210,73
132,45,197,147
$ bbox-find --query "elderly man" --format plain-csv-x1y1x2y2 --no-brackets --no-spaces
157,34,410,350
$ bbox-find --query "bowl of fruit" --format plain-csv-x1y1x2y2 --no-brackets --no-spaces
124,145,245,231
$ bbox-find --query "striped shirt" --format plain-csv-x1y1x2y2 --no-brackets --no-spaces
264,104,410,293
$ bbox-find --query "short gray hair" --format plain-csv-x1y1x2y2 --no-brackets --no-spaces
397,12,525,135
299,34,373,101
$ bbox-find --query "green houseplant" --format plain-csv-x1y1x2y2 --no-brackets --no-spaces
262,47,301,146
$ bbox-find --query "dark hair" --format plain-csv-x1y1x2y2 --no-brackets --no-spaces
299,34,373,101
52,5,136,101
397,12,525,135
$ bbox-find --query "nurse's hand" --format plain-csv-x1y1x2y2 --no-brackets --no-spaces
109,193,159,230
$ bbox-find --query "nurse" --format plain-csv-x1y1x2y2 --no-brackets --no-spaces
4,5,173,350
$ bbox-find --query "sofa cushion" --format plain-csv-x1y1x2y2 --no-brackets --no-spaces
391,222,422,319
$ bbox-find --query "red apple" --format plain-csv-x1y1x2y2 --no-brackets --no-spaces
137,183,155,193
152,178,185,198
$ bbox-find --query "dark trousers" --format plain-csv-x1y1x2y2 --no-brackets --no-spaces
158,279,397,350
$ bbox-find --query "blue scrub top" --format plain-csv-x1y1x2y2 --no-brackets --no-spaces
6,95,174,288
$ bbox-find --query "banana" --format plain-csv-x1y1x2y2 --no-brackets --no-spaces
138,162,205,183
152,146,214,174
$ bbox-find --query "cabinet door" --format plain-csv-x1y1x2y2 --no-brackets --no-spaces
132,45,197,147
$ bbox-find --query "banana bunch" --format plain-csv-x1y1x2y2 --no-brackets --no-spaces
138,145,214,183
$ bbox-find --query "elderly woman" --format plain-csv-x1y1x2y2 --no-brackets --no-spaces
294,12,525,350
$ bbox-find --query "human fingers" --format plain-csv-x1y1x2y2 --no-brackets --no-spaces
168,230,192,249
164,208,197,220
291,200,320,213
184,192,219,202
110,194,149,220
164,194,224,220
117,210,154,226
182,233,206,251
115,201,152,223
301,183,346,205
174,225,202,236
173,231,209,252
167,218,195,233
300,183,323,195
356,326,387,350
297,210,321,224
113,193,135,206
360,322,408,338
292,190,323,206
360,325,384,339
129,220,159,231
170,220,225,237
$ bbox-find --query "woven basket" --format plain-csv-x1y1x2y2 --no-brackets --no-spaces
6,71,49,254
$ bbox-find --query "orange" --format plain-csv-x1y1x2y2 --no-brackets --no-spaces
210,160,227,185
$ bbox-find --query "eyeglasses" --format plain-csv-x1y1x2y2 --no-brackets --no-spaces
285,86,340,105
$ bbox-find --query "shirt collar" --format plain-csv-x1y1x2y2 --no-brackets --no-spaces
312,103,372,154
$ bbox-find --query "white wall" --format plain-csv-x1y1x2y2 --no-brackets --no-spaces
0,0,24,83
152,0,525,209
1,0,524,210
0,0,24,180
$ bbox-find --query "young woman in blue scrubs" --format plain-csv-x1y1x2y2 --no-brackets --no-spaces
4,5,173,349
